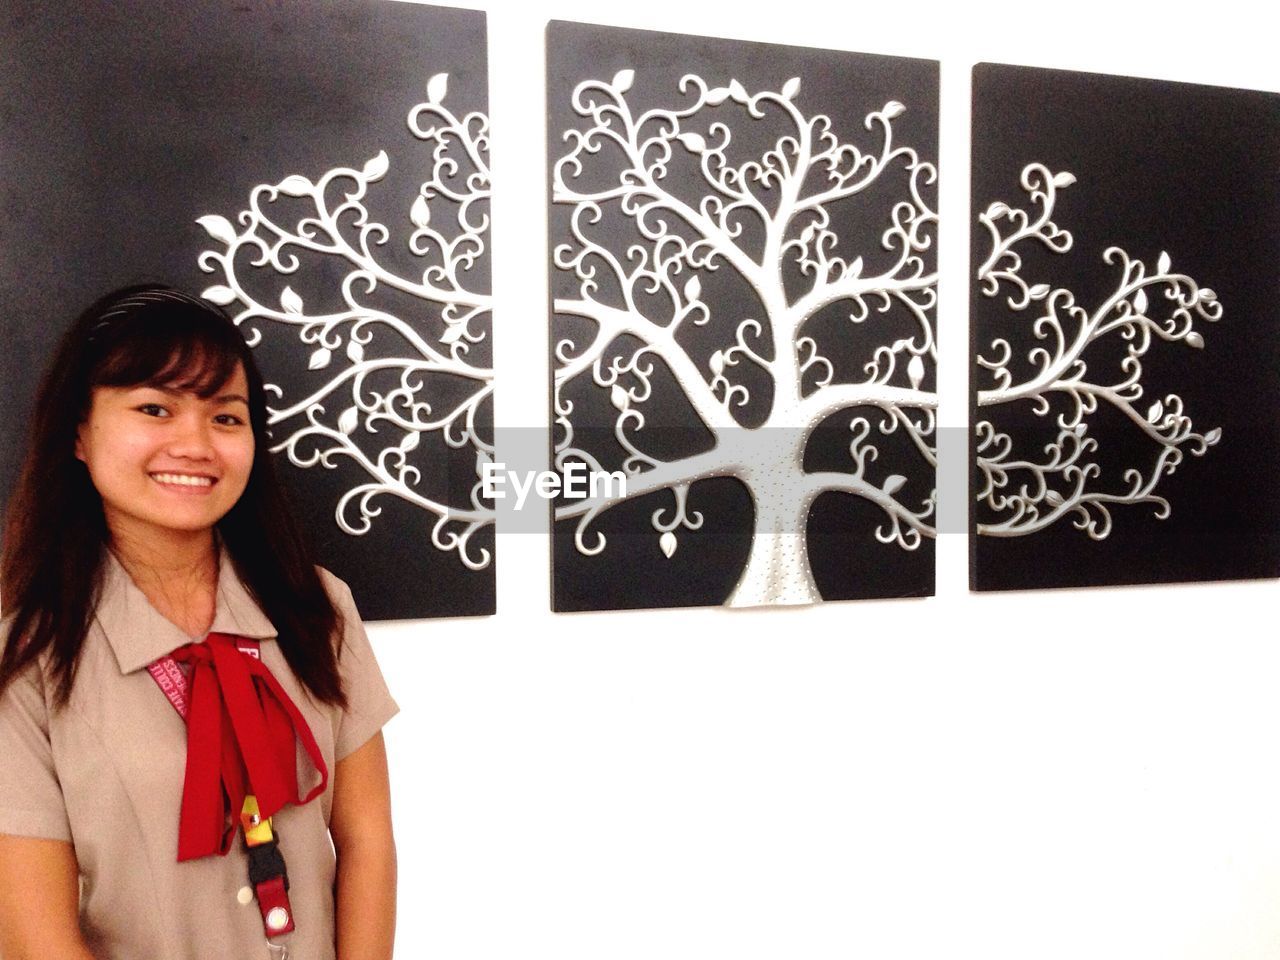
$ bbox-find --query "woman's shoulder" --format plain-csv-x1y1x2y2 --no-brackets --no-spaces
0,615,53,698
312,567,371,652
314,566,358,613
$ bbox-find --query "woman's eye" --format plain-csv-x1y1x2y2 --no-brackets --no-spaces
214,413,246,426
137,403,169,417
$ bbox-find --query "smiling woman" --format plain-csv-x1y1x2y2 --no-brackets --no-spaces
0,286,398,960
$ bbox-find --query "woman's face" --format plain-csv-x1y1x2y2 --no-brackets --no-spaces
75,363,255,544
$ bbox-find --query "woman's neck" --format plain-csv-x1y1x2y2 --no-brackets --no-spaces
109,527,220,639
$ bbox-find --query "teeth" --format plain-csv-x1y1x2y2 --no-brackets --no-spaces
151,473,214,487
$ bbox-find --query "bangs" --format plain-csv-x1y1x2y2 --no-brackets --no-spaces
89,298,248,398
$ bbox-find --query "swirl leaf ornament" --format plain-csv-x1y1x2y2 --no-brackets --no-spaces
552,69,938,607
975,164,1223,540
197,74,495,571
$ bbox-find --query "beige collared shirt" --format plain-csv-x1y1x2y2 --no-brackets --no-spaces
0,551,399,960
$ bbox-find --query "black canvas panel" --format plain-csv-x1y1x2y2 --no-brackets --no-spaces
547,21,939,611
1,0,493,619
971,63,1280,591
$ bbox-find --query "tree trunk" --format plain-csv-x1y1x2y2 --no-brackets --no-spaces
725,466,819,607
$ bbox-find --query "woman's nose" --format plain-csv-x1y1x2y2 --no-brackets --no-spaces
167,414,216,459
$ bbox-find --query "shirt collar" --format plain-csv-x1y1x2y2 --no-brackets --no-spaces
96,547,278,674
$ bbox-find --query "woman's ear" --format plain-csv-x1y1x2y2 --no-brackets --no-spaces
74,426,85,463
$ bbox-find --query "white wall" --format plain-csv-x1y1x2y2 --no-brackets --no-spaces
375,2,1280,957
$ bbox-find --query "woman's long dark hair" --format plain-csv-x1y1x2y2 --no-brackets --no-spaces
1,284,347,707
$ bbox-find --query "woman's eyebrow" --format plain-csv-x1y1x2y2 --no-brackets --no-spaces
146,385,249,405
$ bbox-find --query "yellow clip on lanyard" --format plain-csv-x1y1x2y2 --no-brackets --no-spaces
240,795,275,847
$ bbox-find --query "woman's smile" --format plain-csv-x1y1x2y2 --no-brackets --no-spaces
150,472,217,490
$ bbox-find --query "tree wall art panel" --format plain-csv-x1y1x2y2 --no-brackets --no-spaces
1,0,492,619
547,21,939,611
971,63,1280,591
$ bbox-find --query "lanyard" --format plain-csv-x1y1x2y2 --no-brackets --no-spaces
148,636,297,951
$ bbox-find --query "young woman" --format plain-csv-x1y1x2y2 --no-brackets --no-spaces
0,286,398,960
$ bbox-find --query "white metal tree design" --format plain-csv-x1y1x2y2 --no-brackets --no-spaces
975,163,1223,539
197,73,495,569
552,71,937,607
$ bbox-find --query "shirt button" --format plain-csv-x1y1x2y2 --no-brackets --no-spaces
237,885,254,906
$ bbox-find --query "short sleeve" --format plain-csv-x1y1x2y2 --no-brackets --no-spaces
319,571,400,761
0,643,73,842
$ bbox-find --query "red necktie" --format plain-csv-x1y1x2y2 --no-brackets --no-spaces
168,633,328,861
